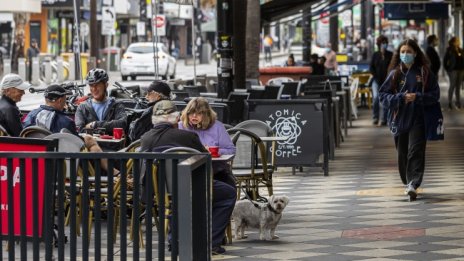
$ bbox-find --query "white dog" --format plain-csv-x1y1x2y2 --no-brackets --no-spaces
232,195,289,240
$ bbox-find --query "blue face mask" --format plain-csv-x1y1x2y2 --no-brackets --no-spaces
400,53,415,65
381,43,388,50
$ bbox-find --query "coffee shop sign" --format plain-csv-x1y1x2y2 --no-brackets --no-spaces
266,109,306,158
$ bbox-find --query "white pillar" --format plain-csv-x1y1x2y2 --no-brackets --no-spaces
18,58,26,81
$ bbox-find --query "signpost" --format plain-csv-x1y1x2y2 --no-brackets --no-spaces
152,14,166,36
102,6,115,72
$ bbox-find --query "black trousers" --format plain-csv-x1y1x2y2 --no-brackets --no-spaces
394,117,426,189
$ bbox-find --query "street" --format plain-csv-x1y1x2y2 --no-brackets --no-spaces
17,51,292,111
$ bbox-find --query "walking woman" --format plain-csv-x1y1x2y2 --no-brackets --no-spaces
380,39,441,201
443,36,464,110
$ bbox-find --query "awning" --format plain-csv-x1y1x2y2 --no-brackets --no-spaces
261,0,318,22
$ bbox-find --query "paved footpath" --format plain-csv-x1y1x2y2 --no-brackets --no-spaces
217,84,464,260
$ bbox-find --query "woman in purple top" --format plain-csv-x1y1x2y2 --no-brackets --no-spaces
179,97,236,187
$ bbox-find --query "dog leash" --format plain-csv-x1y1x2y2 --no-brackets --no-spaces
240,187,271,210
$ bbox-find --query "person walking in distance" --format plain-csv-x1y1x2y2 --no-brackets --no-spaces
425,35,441,79
379,39,441,201
370,35,393,126
27,39,40,82
443,36,464,110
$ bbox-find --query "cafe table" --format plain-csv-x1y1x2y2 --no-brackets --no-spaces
79,134,126,151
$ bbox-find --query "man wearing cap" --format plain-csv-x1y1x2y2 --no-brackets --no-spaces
0,73,30,136
128,80,171,142
140,100,236,255
23,84,77,135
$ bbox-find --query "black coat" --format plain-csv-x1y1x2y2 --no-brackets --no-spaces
426,46,441,77
0,95,23,136
369,50,393,84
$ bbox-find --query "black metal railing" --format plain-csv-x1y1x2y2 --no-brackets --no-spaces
0,152,212,261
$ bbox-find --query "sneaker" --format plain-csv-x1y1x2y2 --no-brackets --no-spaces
212,246,226,255
405,184,417,201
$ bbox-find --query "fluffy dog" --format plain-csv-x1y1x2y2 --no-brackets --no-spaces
232,195,289,240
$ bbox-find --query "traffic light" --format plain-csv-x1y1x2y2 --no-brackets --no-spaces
140,0,147,19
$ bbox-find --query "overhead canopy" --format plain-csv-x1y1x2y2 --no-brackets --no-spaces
261,0,317,22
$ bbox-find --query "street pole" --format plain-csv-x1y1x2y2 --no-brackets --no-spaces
152,0,159,79
73,0,82,81
192,3,197,85
216,0,233,99
302,5,312,63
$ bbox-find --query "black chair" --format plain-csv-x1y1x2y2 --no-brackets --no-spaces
227,92,250,124
183,86,207,97
173,101,187,112
262,85,282,99
210,102,230,124
279,82,300,99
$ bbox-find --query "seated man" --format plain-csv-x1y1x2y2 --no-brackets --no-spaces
23,84,77,135
75,68,127,134
140,100,236,255
128,80,171,142
0,73,29,136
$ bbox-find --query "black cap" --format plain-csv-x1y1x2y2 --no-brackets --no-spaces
147,80,171,98
44,84,69,100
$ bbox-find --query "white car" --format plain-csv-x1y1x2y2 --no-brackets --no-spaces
120,42,176,81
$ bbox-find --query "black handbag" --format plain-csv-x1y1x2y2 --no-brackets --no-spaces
424,102,444,141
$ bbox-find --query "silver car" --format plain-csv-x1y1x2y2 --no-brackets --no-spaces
120,42,176,81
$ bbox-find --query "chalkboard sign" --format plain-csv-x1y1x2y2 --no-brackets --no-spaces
246,99,329,176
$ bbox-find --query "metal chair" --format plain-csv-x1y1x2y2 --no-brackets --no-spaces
227,92,250,124
349,77,360,120
20,126,53,138
267,77,293,86
0,125,10,136
226,128,273,200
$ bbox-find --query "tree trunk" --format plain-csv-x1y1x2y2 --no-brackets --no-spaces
245,0,260,80
11,13,28,73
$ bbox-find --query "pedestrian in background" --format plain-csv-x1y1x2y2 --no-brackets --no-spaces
324,43,338,76
369,35,393,126
263,35,273,63
284,53,296,66
379,39,440,201
425,35,441,79
443,36,464,110
27,39,40,82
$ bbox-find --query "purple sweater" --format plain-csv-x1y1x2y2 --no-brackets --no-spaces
178,120,236,155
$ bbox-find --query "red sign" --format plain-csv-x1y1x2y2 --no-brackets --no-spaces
0,142,49,237
153,15,165,28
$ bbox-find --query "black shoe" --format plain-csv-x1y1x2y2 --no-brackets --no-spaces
212,246,226,255
380,121,387,126
373,119,379,125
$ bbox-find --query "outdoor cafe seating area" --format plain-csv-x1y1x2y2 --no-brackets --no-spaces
0,71,373,259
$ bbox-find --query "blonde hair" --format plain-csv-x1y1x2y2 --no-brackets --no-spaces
180,97,217,130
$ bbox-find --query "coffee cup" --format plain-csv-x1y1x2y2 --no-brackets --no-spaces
208,146,220,157
113,128,124,139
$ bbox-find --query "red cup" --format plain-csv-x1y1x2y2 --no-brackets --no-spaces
113,128,124,139
208,146,220,157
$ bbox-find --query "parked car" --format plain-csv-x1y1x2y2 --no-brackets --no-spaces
120,42,176,81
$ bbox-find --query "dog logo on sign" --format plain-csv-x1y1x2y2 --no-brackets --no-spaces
266,109,306,158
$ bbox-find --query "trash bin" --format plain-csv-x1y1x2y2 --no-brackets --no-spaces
101,47,121,72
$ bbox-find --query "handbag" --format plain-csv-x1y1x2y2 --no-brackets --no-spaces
424,102,444,141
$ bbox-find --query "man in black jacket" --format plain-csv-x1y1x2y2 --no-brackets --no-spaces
0,74,29,136
23,84,77,135
425,35,441,79
140,100,236,255
369,35,393,126
128,80,171,142
75,68,127,134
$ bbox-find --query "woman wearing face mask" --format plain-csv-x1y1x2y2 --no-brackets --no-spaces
379,39,440,201
370,35,393,126
443,36,464,110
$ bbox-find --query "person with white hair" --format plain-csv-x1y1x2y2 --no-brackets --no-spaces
0,74,30,136
140,100,236,255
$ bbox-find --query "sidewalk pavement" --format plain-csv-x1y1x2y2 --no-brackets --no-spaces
213,82,464,260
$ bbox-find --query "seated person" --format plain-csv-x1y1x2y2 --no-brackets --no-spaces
75,68,127,135
23,84,77,135
128,80,172,142
178,97,236,188
284,53,296,67
0,73,29,136
309,54,325,75
140,100,236,255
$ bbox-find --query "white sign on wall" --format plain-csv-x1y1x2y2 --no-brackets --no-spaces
137,21,146,36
